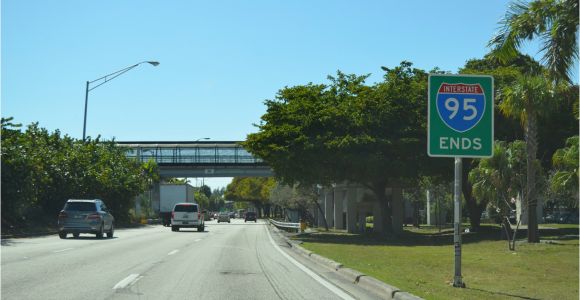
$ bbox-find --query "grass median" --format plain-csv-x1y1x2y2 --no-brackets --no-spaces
298,224,579,300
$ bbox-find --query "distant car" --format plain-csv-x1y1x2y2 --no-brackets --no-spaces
218,212,231,223
558,212,579,224
57,199,114,239
544,213,558,223
229,212,236,219
245,212,257,223
171,203,204,232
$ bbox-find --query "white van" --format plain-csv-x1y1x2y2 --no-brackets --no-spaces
171,203,204,232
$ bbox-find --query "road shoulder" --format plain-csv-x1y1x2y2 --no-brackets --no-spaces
267,225,423,300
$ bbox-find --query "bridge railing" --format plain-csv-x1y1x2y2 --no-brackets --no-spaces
269,219,300,233
118,142,264,165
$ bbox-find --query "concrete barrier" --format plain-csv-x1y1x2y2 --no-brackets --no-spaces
357,275,400,299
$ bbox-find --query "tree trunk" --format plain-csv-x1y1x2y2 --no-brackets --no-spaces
413,201,420,228
371,182,393,235
462,158,486,231
525,110,539,243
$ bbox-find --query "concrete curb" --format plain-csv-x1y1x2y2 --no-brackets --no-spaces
269,225,423,300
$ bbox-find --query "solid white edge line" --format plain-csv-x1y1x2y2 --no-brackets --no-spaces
194,239,202,242
167,250,179,256
113,273,141,290
265,226,355,300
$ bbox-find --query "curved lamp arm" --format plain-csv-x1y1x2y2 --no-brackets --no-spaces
83,61,159,141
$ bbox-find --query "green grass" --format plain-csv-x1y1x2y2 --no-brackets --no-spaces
299,225,579,300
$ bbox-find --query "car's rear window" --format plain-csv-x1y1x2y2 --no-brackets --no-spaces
174,204,197,212
64,202,97,212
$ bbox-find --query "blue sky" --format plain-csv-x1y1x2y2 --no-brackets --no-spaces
2,0,575,189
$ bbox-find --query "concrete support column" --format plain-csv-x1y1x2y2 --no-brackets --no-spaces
373,200,384,233
392,187,403,235
317,192,326,228
346,187,357,233
426,190,431,226
359,213,366,233
325,189,334,228
334,189,345,230
152,181,161,214
135,195,142,217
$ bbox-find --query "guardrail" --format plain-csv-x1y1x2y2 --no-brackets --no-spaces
269,219,301,232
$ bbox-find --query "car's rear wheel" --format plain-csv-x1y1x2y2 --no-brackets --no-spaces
198,225,204,232
59,232,67,239
96,223,104,239
171,226,179,232
107,223,114,238
73,233,80,238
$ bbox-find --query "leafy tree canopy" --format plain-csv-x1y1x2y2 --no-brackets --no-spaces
244,61,449,191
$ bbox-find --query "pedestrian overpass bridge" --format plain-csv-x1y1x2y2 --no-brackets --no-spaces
117,141,273,177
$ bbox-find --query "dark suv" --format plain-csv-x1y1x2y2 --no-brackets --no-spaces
245,211,257,222
58,199,115,239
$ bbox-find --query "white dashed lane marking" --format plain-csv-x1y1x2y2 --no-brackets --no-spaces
113,274,142,290
53,248,74,253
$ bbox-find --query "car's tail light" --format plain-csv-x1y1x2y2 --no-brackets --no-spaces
171,211,175,219
58,211,68,219
198,213,201,220
87,213,101,220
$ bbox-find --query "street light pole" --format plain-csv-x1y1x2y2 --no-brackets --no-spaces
83,81,90,141
82,61,159,141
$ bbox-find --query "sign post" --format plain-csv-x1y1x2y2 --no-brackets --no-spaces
428,74,494,288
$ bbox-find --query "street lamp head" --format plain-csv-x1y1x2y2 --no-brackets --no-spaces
147,61,160,66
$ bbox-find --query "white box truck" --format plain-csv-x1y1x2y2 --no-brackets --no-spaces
159,183,195,226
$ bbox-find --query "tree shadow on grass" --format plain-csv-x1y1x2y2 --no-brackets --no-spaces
296,225,578,247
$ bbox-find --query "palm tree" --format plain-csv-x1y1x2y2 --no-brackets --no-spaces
550,135,579,207
499,75,561,242
489,0,579,83
469,141,528,249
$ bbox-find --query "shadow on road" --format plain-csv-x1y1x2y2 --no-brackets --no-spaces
171,230,206,233
61,236,118,240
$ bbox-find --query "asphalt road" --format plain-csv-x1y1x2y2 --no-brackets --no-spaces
1,219,376,300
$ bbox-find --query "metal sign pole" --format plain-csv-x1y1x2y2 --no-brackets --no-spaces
453,157,465,287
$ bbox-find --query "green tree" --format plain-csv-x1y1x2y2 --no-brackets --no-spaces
269,182,327,229
469,141,532,249
499,75,564,242
209,187,225,211
459,54,578,230
489,0,579,82
1,118,153,227
245,62,445,234
225,177,274,217
549,135,579,208
199,185,212,199
194,190,210,210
